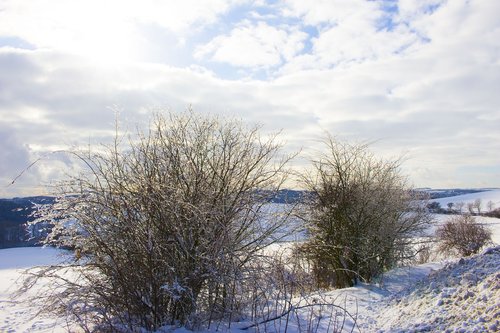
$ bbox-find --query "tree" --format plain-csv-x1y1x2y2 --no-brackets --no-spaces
427,201,441,213
455,201,465,214
299,136,433,289
26,111,294,331
436,214,491,256
487,200,495,212
467,202,475,215
473,198,482,215
447,202,454,212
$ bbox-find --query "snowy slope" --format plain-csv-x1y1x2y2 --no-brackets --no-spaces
2,247,497,332
375,247,500,333
432,189,500,211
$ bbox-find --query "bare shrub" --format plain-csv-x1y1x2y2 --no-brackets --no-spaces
485,208,500,219
300,136,433,289
436,214,492,257
25,110,295,331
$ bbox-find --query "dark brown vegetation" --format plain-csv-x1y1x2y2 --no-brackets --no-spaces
436,214,492,257
20,111,439,332
25,111,295,331
298,137,432,288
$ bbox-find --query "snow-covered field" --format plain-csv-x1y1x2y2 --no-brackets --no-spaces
429,189,500,247
1,189,499,332
432,189,500,209
0,247,72,333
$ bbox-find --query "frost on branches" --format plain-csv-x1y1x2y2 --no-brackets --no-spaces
25,111,298,332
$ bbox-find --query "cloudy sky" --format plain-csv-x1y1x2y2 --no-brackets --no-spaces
1,0,499,197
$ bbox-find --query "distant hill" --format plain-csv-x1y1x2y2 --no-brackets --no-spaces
269,189,309,204
416,188,492,199
0,196,54,249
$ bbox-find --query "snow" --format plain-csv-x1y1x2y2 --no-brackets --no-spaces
432,189,500,211
374,247,500,333
4,247,497,333
1,190,499,332
0,247,63,270
431,214,500,245
0,247,72,333
426,189,500,245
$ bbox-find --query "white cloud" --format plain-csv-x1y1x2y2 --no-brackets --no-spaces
195,21,307,68
277,0,425,70
396,0,445,22
281,0,380,26
308,24,419,68
0,0,499,195
0,0,244,63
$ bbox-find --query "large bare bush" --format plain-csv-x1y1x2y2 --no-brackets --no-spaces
300,137,432,289
26,111,295,331
436,214,492,256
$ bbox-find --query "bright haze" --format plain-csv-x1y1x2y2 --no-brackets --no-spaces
1,0,499,197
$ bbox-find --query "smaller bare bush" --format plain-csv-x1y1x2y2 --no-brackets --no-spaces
485,208,500,219
436,214,492,257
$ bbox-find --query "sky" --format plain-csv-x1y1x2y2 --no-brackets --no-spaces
0,0,499,197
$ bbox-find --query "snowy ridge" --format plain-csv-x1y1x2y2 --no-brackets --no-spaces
375,247,500,333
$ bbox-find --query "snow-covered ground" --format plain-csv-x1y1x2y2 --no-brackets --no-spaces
374,246,500,333
430,189,500,247
432,189,500,211
430,214,500,246
0,247,72,333
1,189,499,332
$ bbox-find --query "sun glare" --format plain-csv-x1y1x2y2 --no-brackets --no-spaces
3,0,211,65
63,7,140,64
24,1,143,64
